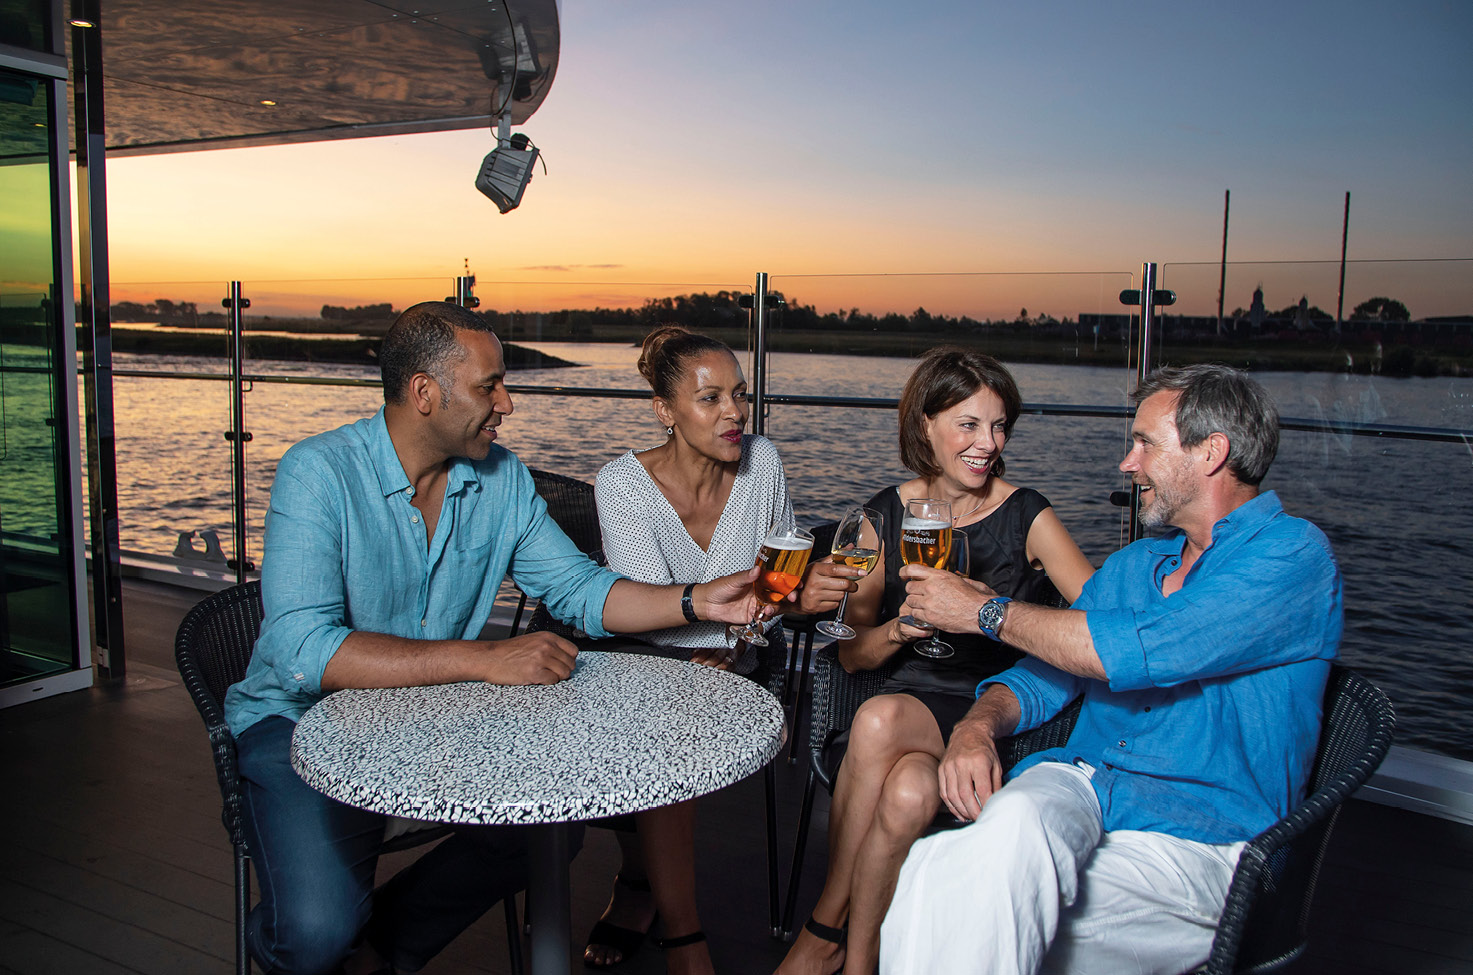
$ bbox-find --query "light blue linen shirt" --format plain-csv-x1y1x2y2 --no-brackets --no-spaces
989,491,1343,844
224,408,620,736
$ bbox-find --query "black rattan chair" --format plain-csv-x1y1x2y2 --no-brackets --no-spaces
778,645,1080,938
780,656,1394,971
174,581,524,975
507,469,603,635
1198,664,1395,974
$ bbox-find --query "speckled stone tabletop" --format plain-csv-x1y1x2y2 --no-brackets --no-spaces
290,650,786,825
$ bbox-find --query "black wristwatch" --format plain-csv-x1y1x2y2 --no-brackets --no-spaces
680,582,701,623
977,596,1012,640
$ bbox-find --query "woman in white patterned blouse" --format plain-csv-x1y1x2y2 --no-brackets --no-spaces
585,325,859,975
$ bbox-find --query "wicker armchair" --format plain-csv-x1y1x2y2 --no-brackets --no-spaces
780,654,1394,973
507,469,603,635
175,581,524,975
1199,664,1395,974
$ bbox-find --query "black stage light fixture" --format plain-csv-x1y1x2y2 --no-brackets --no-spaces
476,131,539,213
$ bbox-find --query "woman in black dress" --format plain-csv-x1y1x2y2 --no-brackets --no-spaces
775,347,1095,975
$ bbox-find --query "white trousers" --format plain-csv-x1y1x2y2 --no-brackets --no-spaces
880,762,1245,975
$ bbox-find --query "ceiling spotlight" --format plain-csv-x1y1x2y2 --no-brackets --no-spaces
475,115,540,214
259,99,277,106
69,18,95,27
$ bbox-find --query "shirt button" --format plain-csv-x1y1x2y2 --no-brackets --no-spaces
421,618,427,627
411,515,420,523
1143,706,1151,712
1117,740,1127,748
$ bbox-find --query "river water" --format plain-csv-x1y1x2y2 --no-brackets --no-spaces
96,342,1473,759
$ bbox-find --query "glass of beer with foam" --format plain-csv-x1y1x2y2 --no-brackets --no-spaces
729,520,815,647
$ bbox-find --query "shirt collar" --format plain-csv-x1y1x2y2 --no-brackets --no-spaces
367,408,411,498
1138,489,1283,557
1209,489,1282,546
366,407,482,499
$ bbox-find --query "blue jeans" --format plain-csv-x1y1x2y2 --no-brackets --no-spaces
237,715,575,974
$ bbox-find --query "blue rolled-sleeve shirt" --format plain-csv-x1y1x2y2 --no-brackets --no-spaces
989,491,1343,844
224,408,620,736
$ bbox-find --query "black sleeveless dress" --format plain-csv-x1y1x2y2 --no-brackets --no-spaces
866,484,1063,736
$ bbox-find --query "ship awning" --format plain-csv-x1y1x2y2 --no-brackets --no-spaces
71,0,560,156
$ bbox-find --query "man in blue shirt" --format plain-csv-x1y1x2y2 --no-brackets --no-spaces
884,364,1342,974
222,302,771,975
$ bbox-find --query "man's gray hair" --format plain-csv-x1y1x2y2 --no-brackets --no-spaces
380,301,495,405
1133,364,1280,486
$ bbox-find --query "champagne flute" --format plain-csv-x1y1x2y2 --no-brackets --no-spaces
815,505,883,640
897,498,951,631
914,528,969,659
728,521,815,647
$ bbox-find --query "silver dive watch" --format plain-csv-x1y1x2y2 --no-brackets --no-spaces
977,596,1012,640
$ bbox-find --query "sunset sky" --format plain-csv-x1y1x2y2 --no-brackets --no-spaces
101,0,1473,320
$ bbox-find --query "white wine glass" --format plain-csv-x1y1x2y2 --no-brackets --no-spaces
914,528,969,659
897,498,951,631
728,522,815,647
815,505,883,641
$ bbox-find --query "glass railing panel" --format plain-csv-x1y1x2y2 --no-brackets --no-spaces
104,276,751,568
85,280,235,570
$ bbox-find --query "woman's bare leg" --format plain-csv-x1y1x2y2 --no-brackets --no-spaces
841,751,942,974
638,800,714,975
775,695,945,975
584,828,654,967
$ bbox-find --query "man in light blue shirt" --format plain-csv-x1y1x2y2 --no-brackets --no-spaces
222,301,766,975
886,364,1343,974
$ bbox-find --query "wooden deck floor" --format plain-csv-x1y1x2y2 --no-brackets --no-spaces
1,579,1470,974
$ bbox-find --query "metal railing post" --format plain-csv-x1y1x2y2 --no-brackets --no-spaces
223,282,253,584
73,2,126,678
751,272,770,437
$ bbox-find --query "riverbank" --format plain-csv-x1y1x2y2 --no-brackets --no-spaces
109,327,579,370
103,321,1471,377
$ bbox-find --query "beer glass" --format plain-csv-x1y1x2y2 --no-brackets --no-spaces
728,522,815,647
897,498,951,631
914,528,969,659
815,505,883,641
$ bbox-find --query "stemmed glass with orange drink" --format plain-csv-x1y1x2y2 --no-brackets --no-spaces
728,519,815,647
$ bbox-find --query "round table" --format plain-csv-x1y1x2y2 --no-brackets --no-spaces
291,650,785,975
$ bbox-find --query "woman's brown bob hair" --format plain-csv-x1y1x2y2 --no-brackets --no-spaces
636,324,736,400
898,347,1022,479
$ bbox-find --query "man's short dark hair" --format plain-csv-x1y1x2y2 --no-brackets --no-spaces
898,347,1022,479
379,301,496,405
1133,364,1280,485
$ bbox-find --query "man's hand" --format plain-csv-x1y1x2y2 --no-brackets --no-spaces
478,631,579,685
900,563,994,633
694,565,763,625
938,715,1006,821
791,556,865,615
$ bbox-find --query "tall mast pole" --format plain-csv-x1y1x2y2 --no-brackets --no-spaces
1336,191,1350,333
1217,189,1230,338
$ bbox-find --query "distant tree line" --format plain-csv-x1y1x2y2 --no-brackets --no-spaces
321,303,396,320
110,298,216,324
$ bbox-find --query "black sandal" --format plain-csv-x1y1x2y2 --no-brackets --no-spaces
654,930,707,950
805,915,847,946
583,874,656,969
